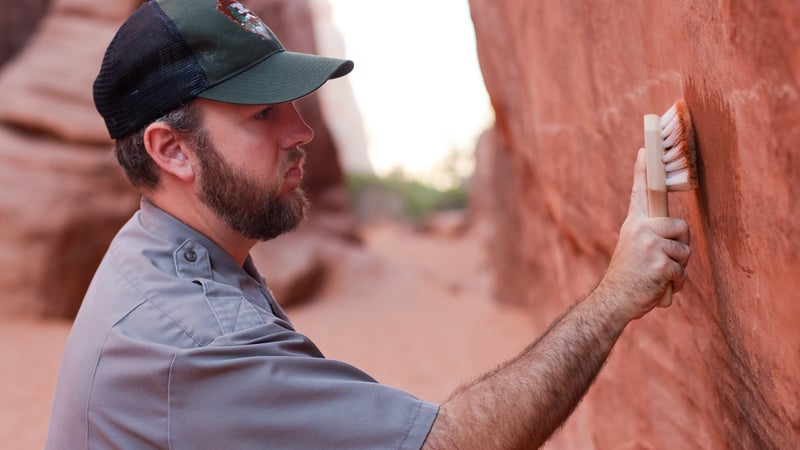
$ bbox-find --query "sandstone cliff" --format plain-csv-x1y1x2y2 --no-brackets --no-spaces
0,0,359,317
469,0,799,447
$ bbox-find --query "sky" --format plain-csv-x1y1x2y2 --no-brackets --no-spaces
326,0,493,188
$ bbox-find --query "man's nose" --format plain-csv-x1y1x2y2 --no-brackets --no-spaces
283,102,314,149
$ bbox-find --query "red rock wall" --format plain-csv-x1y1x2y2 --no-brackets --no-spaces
468,0,800,447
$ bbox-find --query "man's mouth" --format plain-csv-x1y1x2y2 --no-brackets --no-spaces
282,147,306,184
285,166,303,182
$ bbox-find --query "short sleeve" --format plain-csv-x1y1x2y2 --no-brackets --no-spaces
167,323,439,449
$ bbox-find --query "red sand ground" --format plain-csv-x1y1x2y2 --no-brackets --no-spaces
1,222,536,449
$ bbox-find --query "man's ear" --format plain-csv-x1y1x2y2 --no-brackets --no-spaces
143,122,196,181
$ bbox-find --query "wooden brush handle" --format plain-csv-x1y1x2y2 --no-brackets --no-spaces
644,114,672,308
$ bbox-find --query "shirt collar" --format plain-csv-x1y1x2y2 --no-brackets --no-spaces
138,197,264,284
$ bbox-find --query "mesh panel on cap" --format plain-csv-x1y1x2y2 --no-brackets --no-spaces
93,1,209,138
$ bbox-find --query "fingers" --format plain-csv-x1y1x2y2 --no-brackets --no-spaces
653,226,691,296
645,217,691,273
610,213,691,305
664,254,689,293
672,266,688,292
628,148,649,217
664,238,691,266
650,217,690,246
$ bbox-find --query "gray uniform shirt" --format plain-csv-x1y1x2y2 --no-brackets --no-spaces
46,199,438,449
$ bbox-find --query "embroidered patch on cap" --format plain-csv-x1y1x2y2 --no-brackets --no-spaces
216,0,273,39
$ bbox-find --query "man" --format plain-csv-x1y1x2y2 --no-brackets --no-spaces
46,0,691,448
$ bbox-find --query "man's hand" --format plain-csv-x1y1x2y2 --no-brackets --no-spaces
599,147,691,320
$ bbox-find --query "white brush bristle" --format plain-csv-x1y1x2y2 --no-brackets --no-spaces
658,99,697,191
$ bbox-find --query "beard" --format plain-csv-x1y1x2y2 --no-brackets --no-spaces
193,131,309,241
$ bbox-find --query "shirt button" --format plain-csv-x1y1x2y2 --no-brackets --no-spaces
185,250,197,262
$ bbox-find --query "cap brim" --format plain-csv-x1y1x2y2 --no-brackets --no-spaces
197,51,353,105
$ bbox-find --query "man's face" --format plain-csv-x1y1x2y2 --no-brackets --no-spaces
190,99,314,241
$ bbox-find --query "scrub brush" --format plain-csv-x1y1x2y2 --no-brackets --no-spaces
643,99,697,307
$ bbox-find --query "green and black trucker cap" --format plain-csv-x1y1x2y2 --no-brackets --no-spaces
94,0,354,139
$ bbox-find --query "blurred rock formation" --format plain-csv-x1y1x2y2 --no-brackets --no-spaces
468,0,800,447
309,0,372,176
0,0,363,318
0,0,51,67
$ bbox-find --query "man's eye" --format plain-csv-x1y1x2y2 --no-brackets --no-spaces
254,107,273,119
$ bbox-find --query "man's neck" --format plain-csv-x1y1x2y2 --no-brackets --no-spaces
144,190,256,266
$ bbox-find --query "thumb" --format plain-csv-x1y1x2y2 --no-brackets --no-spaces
629,148,648,217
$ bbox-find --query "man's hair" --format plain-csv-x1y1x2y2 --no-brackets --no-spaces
114,103,203,190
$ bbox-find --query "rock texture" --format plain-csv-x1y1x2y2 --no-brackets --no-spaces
0,0,360,318
0,0,142,318
0,0,51,67
468,0,800,448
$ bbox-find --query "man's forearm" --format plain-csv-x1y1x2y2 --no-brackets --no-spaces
422,150,691,449
423,285,630,449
